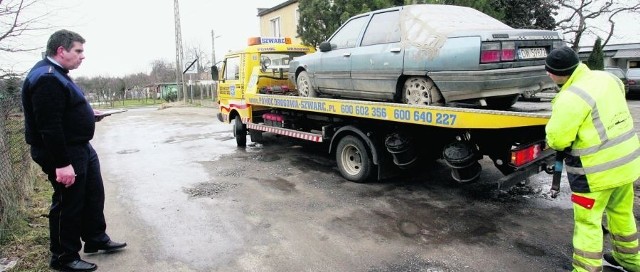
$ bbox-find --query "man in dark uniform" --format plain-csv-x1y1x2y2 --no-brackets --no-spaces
21,29,126,272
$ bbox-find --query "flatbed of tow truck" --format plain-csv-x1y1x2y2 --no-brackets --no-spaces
213,37,554,187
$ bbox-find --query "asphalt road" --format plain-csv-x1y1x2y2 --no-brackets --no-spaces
83,98,640,272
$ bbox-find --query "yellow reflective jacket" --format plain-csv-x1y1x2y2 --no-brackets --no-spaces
545,63,640,192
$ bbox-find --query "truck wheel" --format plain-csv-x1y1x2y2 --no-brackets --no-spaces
336,135,374,183
296,71,316,97
234,115,247,147
402,77,443,106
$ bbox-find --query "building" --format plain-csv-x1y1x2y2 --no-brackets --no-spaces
257,0,301,44
578,43,640,71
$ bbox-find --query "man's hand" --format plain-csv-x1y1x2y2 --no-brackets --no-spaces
94,109,109,122
55,165,76,188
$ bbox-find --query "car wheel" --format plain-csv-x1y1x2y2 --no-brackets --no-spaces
336,135,374,183
296,71,316,97
402,77,443,106
234,115,247,147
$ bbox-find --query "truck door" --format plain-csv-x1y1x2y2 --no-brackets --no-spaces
219,56,243,99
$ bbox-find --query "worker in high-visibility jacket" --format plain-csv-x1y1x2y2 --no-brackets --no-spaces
545,46,640,272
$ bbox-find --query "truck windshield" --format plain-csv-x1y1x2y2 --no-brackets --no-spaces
260,52,306,70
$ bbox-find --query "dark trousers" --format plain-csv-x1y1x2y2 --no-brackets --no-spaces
31,143,110,262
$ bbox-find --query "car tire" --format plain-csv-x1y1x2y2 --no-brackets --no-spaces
402,77,443,106
296,71,316,97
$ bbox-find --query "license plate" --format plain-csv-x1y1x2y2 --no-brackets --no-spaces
518,48,547,60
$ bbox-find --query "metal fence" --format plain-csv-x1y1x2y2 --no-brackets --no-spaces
0,93,33,241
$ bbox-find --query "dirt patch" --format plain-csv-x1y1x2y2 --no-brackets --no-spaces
183,181,239,198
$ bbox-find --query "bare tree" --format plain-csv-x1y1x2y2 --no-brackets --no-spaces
149,59,176,83
555,0,640,50
0,0,50,78
184,44,211,80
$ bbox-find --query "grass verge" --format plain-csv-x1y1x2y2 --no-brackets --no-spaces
0,173,51,272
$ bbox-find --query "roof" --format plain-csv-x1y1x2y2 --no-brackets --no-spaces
257,0,298,16
613,49,640,59
578,42,640,53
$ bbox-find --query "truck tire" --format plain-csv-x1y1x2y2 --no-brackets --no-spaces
336,135,374,183
402,77,443,106
296,71,316,97
234,115,247,147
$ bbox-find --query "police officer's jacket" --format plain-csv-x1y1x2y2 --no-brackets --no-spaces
22,58,95,168
546,63,640,193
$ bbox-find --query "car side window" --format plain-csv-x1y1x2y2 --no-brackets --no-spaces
361,11,400,46
224,57,240,80
329,15,368,50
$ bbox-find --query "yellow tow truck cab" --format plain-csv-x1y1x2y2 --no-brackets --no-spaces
215,37,314,124
212,37,554,187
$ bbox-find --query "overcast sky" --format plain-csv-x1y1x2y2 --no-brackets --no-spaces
6,0,640,78
10,0,285,78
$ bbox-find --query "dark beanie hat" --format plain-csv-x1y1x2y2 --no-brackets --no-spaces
545,46,580,76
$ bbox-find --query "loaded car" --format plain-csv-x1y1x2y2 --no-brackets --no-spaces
627,68,640,96
289,4,564,109
604,67,629,95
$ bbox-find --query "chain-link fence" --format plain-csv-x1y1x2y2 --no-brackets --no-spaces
0,93,34,241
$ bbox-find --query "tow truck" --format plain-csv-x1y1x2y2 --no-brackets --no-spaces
212,37,554,188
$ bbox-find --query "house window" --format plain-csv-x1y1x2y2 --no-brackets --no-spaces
270,17,281,37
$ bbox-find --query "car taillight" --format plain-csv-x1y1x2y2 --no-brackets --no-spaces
629,80,637,85
510,144,542,167
481,42,501,63
501,42,515,61
481,41,516,63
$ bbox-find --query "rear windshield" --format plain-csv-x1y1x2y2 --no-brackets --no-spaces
628,69,640,77
605,68,624,78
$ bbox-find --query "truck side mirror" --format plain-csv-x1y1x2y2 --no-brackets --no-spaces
211,66,219,81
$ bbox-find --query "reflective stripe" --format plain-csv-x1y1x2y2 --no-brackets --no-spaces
570,130,638,156
566,148,640,175
574,248,603,259
613,232,639,243
614,244,640,254
567,86,608,143
573,259,603,272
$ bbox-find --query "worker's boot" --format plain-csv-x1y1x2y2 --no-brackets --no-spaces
604,253,634,272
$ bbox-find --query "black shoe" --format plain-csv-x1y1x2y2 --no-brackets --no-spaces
604,253,631,271
84,240,127,253
50,259,97,271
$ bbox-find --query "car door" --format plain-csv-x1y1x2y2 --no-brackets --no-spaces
316,15,369,93
350,9,402,101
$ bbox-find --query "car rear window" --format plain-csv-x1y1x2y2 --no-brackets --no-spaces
628,69,640,77
400,5,511,58
606,68,624,78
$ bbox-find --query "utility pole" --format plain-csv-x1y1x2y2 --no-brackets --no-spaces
173,0,187,103
211,30,216,65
